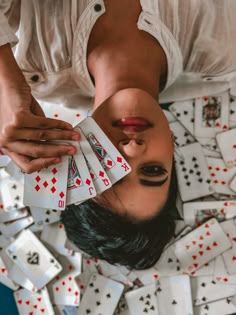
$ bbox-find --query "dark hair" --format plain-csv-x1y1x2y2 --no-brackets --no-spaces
61,165,178,270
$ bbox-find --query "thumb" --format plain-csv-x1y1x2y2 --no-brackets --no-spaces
30,98,45,117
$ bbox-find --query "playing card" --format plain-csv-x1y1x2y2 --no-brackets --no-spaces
230,174,236,192
0,215,34,237
191,275,236,306
125,284,159,315
24,155,69,210
132,267,160,286
183,200,236,227
194,93,229,138
1,179,25,210
216,128,236,167
194,297,236,315
51,274,80,306
77,273,124,314
44,103,86,127
66,147,96,205
75,127,112,194
0,256,19,290
0,155,10,168
163,109,176,123
174,143,215,202
169,99,195,135
156,275,193,315
155,243,183,276
78,117,131,184
220,219,236,274
40,222,73,256
207,157,236,195
0,249,38,292
30,207,61,226
14,287,54,315
173,218,231,274
0,207,29,223
76,257,100,295
170,121,195,147
6,229,62,289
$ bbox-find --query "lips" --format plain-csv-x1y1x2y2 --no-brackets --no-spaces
112,117,152,132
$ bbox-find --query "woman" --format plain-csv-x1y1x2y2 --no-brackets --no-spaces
0,0,235,269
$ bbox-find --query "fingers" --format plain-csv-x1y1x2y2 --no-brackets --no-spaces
21,113,74,130
3,149,62,174
5,140,77,159
4,128,81,142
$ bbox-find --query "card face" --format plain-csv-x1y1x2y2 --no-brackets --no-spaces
24,156,69,210
77,273,124,315
194,297,236,315
51,275,80,306
220,219,236,274
207,157,236,195
191,275,236,307
169,100,195,136
216,128,236,167
173,218,231,274
6,229,62,289
76,127,112,194
0,207,29,223
156,275,193,315
194,93,229,138
29,207,61,226
174,143,215,202
1,179,25,210
14,287,54,315
0,215,34,237
40,222,73,256
78,117,131,184
183,200,236,227
66,146,96,205
45,104,86,127
125,284,159,315
170,121,195,147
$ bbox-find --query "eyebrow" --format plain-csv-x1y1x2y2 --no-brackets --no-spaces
139,176,168,187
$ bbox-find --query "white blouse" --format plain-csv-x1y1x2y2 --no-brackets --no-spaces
0,0,236,106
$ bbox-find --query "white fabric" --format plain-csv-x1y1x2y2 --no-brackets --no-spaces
0,0,236,106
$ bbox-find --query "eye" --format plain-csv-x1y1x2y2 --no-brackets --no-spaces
140,165,167,177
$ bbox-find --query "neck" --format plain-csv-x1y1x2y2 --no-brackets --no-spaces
89,44,165,110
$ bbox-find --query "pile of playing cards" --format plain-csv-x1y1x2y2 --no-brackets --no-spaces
2,90,236,315
23,117,131,210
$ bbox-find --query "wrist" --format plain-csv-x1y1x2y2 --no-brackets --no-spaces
0,44,27,88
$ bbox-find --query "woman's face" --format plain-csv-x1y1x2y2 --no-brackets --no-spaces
92,89,174,221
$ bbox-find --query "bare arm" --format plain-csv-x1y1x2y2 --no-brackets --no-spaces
0,44,80,173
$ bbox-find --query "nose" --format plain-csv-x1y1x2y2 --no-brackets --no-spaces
118,139,146,158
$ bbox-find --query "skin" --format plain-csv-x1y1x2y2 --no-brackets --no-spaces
0,0,174,219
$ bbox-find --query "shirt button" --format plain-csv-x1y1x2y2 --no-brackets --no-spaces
94,3,102,12
30,75,40,82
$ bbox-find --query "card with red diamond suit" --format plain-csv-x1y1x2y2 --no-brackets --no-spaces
14,287,54,315
173,218,231,274
78,117,131,184
6,229,62,290
66,143,96,205
216,128,236,167
75,127,112,194
23,155,69,210
194,92,229,138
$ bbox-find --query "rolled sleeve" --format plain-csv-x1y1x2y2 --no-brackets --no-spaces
0,12,18,47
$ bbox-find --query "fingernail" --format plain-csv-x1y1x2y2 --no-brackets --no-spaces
68,148,76,155
72,134,81,141
53,158,61,164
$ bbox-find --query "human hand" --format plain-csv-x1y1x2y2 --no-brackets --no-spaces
0,45,80,173
0,84,81,173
